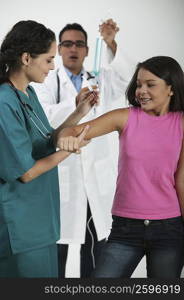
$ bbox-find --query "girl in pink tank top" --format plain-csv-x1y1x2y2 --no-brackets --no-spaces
59,56,184,278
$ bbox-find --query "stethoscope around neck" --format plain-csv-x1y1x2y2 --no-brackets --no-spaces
9,83,51,139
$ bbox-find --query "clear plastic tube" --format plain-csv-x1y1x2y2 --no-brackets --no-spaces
92,35,103,76
92,11,112,76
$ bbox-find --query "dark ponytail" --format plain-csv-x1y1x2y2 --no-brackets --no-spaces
0,51,10,84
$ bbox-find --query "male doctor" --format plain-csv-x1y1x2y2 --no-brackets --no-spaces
33,19,133,277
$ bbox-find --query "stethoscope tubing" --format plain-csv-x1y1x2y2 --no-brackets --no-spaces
10,85,51,139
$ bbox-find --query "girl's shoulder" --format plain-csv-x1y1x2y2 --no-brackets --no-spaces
108,107,130,132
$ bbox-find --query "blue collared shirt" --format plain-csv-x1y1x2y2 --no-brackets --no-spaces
64,67,84,92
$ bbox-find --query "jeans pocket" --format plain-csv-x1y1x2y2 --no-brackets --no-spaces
164,218,184,238
109,217,131,242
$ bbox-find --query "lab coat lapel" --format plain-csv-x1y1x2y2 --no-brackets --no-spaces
58,66,78,97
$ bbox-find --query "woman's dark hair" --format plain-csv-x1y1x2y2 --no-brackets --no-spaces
0,20,56,84
59,23,88,44
126,56,184,112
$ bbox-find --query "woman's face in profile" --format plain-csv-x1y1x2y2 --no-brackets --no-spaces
25,41,57,83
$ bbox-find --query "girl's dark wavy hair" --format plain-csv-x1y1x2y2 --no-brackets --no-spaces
126,56,184,112
0,20,56,84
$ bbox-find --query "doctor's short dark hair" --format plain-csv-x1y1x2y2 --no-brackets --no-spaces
126,56,184,112
59,23,88,44
0,20,55,84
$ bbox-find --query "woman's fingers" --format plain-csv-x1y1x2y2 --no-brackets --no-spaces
57,126,91,153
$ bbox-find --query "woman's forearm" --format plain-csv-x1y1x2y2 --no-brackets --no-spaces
53,90,99,146
53,109,84,145
19,150,70,183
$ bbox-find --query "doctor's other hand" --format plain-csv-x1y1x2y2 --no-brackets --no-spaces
99,19,119,46
57,125,91,154
75,86,99,116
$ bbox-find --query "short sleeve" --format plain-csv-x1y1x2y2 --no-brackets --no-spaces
0,102,35,182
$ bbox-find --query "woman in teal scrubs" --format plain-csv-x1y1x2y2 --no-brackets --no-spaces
0,20,96,277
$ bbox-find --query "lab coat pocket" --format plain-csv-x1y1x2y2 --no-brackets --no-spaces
58,165,70,203
94,157,116,196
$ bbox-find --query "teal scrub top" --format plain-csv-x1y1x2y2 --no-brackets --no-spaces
0,83,60,257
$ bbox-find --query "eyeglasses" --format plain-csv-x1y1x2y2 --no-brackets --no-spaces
59,40,87,48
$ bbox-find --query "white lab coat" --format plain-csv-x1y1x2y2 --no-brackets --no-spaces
32,46,134,244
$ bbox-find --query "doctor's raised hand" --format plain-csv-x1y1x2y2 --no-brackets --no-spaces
99,19,119,55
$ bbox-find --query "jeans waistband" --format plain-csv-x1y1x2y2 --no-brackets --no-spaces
112,215,182,226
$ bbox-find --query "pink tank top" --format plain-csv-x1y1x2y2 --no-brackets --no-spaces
112,107,183,219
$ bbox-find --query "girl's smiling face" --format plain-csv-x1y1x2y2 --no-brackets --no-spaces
136,68,173,115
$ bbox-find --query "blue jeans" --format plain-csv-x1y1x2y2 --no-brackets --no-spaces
92,216,184,278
